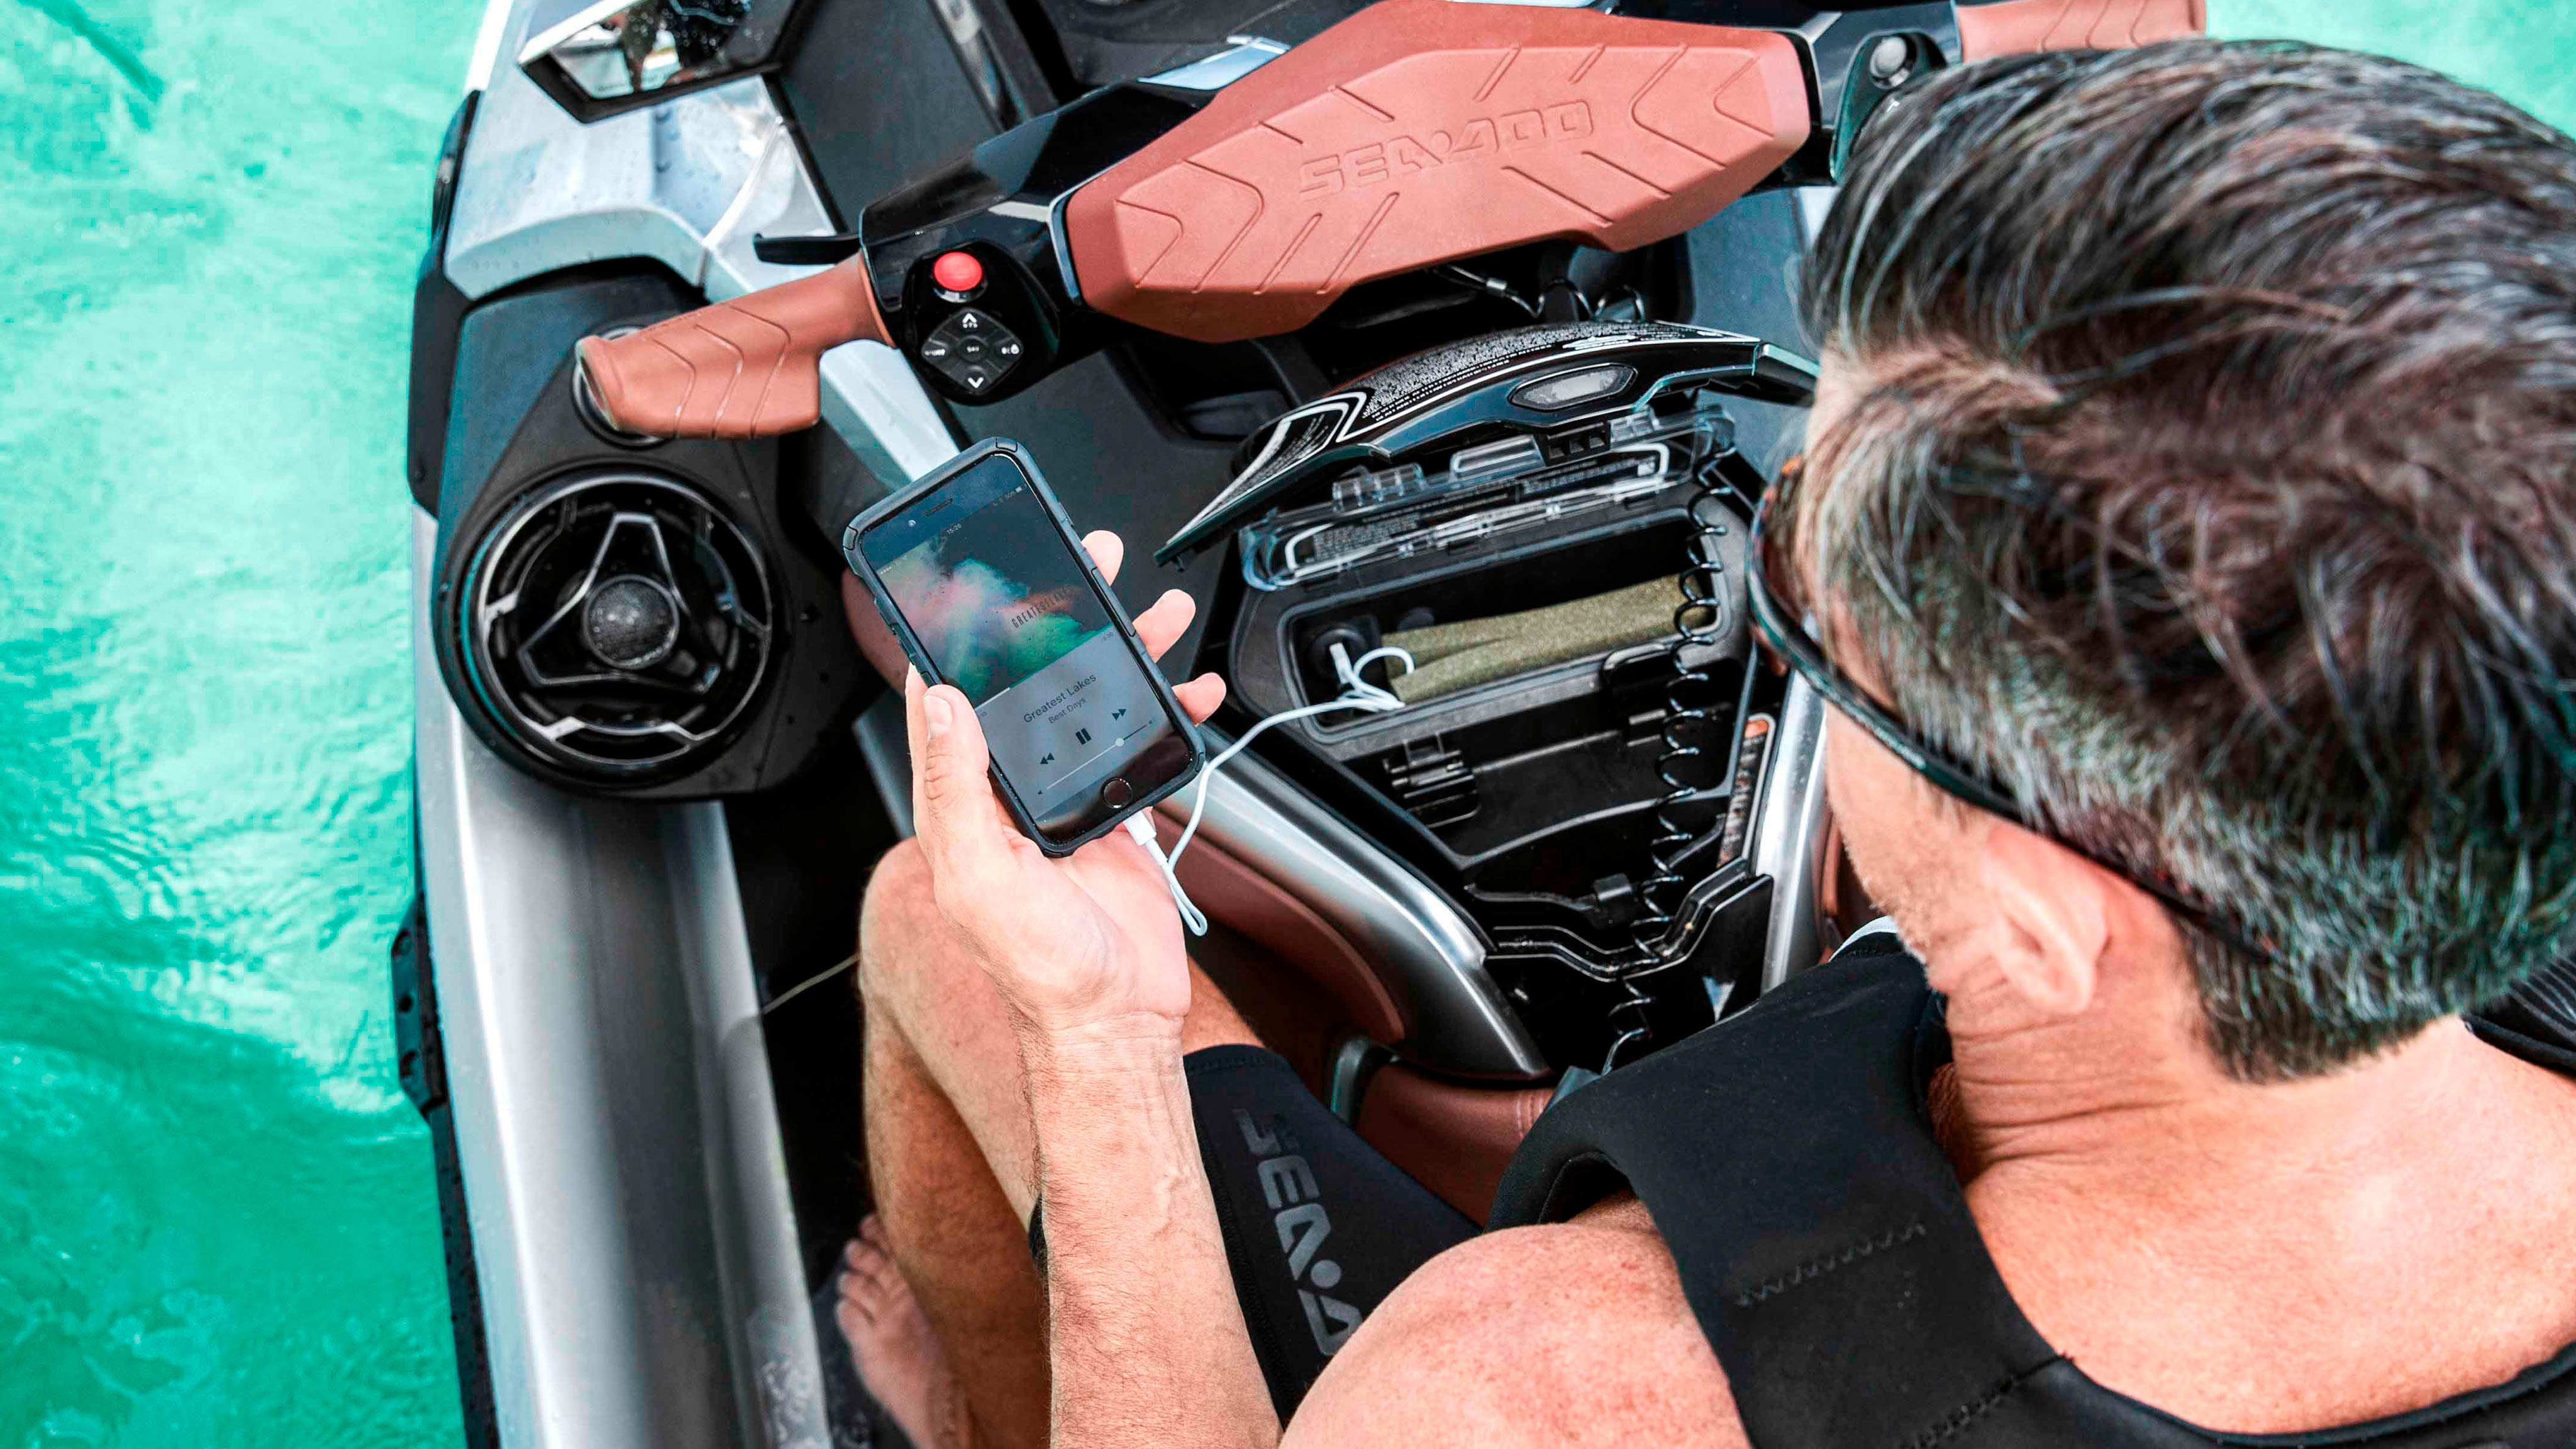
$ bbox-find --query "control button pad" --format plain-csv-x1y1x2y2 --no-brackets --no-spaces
918,308,1024,396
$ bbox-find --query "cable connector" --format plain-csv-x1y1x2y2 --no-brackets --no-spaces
1124,813,1207,936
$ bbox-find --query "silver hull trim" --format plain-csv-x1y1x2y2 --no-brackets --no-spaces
414,509,831,1448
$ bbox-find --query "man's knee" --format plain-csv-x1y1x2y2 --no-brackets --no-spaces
861,834,1256,1057
858,838,1030,1079
857,838,944,1013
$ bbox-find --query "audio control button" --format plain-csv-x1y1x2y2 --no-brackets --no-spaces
921,308,1023,396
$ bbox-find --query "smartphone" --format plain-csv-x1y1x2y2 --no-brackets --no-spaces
842,439,1205,855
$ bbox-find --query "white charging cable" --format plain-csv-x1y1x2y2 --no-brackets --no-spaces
1123,642,1415,937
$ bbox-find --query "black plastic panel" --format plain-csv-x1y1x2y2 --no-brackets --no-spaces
855,84,1204,404
723,735,893,1281
407,92,477,513
1026,0,1371,90
433,269,691,538
1682,188,1814,470
778,0,1001,228
389,871,502,1449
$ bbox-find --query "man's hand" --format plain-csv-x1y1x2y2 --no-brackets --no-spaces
903,531,1227,1044
902,531,1277,1447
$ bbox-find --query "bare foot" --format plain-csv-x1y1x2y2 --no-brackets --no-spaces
837,1215,973,1449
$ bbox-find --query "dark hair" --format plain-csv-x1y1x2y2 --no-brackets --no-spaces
1789,40,2576,1079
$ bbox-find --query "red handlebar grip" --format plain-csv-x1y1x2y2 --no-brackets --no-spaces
575,257,889,440
1955,0,2207,61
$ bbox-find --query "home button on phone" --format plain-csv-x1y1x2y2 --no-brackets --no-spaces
1101,777,1133,809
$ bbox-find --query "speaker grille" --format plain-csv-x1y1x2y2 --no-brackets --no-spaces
456,471,774,781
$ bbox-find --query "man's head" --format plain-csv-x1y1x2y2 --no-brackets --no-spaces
1784,41,2576,1080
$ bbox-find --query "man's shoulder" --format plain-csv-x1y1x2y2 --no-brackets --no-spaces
1284,1197,1747,1448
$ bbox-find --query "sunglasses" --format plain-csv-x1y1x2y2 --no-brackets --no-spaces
1742,455,2276,963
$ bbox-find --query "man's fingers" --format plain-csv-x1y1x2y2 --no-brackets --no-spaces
904,671,1012,902
1084,530,1124,586
1133,588,1197,662
839,574,908,687
1174,673,1227,723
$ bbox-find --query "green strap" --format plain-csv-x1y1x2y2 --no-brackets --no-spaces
1385,575,1682,704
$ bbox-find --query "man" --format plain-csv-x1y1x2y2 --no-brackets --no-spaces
839,40,2576,1448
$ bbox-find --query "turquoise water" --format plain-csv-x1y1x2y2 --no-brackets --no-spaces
3,0,469,1441
0,1,2567,1444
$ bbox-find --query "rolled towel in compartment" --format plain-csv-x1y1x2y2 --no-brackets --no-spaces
1384,575,1682,704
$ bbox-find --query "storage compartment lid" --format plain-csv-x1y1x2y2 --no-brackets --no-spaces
1155,321,1817,563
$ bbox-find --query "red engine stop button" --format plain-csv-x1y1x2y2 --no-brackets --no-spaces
931,250,984,296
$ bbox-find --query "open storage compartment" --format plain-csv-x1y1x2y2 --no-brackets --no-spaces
1222,477,1762,963
1168,322,1818,1069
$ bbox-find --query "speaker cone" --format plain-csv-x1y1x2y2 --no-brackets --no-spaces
454,470,774,782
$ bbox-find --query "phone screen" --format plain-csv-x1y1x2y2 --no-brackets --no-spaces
858,453,1185,838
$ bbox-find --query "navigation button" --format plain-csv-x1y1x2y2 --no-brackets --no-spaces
921,308,1026,395
1101,777,1133,809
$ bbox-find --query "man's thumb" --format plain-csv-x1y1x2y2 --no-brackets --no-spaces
906,673,1001,857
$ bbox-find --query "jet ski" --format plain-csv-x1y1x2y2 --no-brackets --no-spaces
394,0,2204,1443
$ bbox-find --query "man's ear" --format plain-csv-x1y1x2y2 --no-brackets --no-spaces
1975,821,2112,1019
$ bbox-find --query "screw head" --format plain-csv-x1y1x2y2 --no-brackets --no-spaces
1868,35,1913,84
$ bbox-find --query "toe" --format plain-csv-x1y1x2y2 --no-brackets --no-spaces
858,1252,908,1306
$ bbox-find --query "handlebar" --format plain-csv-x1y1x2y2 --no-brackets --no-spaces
574,257,889,440
574,0,2204,441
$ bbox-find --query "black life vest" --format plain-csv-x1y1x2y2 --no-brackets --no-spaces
1488,933,2576,1447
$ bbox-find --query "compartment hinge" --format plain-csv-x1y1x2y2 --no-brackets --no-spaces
1382,734,1479,828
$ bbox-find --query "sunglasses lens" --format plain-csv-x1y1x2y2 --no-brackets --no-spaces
1750,457,1806,625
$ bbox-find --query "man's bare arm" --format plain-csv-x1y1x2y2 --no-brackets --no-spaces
1022,1026,1278,1448
894,543,1279,1449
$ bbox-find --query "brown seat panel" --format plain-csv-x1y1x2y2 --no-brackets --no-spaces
1147,811,1411,1046
1357,1063,1556,1224
1065,0,1811,343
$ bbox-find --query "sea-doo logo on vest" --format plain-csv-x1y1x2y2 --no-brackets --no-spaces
1235,1108,1364,1355
1296,103,1596,197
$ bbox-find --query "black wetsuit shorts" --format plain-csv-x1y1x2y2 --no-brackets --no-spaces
1028,1045,1479,1418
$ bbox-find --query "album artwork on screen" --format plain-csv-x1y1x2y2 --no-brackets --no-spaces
875,465,1163,816
877,483,1113,705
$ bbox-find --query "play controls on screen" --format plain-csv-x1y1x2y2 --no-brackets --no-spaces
977,630,1161,811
